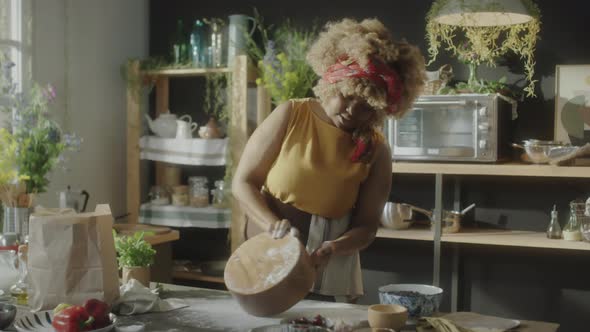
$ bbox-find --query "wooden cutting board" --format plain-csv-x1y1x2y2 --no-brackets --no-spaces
113,224,178,246
113,223,171,236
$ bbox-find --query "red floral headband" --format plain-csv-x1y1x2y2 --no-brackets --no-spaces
322,56,403,115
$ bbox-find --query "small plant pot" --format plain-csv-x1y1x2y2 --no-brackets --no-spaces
122,266,151,287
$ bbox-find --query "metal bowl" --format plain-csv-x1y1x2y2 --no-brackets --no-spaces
512,140,568,164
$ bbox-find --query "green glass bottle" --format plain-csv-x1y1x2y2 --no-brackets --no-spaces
171,19,188,64
190,19,206,67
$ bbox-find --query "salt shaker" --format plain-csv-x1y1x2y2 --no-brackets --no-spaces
546,205,562,239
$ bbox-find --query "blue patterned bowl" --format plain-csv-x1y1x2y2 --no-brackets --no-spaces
378,284,443,319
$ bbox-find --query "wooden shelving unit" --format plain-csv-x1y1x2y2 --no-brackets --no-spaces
127,55,271,254
172,271,225,284
392,161,590,178
142,67,232,77
377,227,590,251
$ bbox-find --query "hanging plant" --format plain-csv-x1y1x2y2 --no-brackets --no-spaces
203,73,230,123
426,0,541,97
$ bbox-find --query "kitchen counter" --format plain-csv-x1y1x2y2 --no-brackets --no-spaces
114,283,558,332
6,283,559,332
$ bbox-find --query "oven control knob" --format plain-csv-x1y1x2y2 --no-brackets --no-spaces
478,107,488,117
478,123,490,131
479,139,489,149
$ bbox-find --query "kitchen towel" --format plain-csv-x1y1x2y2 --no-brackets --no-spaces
113,279,188,315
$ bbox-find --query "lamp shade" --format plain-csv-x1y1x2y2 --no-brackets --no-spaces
433,0,534,27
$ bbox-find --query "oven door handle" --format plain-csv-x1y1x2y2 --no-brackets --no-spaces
414,100,468,106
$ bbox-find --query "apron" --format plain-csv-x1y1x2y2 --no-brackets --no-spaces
306,214,364,298
244,212,364,299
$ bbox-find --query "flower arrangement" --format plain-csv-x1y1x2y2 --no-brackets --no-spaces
0,54,81,207
426,0,541,97
246,11,318,106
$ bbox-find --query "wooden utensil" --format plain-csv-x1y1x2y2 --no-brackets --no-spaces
224,232,315,317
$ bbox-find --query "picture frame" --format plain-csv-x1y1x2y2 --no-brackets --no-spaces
554,65,590,145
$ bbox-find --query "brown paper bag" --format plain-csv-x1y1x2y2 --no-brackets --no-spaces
28,204,120,311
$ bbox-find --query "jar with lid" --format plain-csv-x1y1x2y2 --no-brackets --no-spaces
189,176,209,207
149,186,170,205
211,180,229,208
563,202,582,241
171,185,189,206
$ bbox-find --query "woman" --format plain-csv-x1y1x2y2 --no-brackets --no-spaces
232,18,425,301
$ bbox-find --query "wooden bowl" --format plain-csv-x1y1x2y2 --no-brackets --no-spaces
224,232,315,317
368,304,408,330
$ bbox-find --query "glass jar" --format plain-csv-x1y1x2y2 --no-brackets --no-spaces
563,202,583,241
189,177,209,207
149,186,170,205
580,198,590,242
211,180,229,208
171,185,189,206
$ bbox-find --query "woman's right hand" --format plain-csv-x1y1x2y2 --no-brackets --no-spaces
269,219,293,239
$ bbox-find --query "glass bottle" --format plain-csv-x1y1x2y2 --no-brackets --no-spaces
546,205,562,239
580,197,590,242
563,202,582,241
211,180,228,208
171,19,188,64
10,244,28,305
190,19,206,67
189,176,209,207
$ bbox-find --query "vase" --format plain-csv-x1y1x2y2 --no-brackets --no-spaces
2,207,31,243
467,62,479,87
198,117,223,139
122,266,151,287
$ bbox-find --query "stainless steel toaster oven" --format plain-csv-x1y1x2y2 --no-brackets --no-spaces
386,94,513,162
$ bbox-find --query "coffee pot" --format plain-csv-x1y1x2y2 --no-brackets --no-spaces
58,186,90,212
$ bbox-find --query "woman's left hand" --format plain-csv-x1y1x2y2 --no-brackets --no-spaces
310,241,336,269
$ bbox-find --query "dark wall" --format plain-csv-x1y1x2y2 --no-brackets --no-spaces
150,1,590,331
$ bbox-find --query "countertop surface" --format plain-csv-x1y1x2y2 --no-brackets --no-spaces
7,283,559,332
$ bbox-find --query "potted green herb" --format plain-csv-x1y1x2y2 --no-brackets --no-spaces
114,231,156,287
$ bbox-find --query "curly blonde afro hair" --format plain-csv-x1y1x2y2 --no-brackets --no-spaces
307,18,426,126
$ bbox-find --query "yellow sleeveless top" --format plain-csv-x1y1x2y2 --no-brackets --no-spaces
264,98,371,219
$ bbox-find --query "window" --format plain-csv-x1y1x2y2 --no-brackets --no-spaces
0,0,31,127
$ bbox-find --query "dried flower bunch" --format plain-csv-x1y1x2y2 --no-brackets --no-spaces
246,10,319,106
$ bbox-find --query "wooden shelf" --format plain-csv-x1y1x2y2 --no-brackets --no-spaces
172,271,225,284
377,227,590,251
377,227,434,242
142,67,231,77
144,229,180,246
392,161,590,178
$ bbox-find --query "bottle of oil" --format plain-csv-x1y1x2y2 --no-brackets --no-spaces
546,205,562,239
10,244,28,305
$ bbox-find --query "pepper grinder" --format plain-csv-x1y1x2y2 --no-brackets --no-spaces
546,205,562,239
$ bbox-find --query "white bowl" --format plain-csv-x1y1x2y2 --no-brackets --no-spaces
378,284,443,319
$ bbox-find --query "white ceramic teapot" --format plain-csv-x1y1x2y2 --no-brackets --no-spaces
144,111,176,138
145,111,195,138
